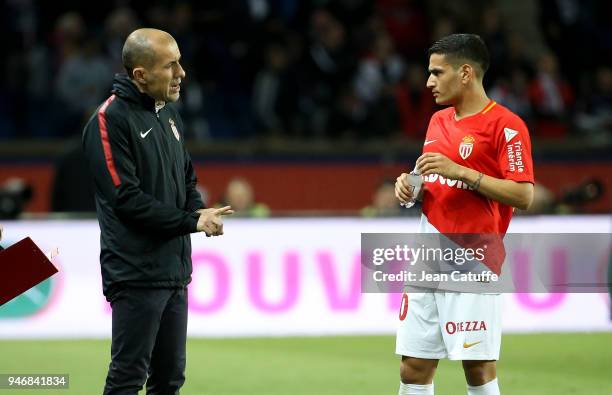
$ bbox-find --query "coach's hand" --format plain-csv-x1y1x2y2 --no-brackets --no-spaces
196,206,234,236
416,153,465,180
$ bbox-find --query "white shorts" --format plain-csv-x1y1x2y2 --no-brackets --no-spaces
395,290,502,360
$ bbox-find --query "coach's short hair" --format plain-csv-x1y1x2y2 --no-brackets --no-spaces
122,34,156,78
427,34,490,77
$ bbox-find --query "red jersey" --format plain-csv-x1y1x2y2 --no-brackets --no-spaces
421,101,534,235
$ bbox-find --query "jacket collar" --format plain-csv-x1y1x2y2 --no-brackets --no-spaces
112,73,165,112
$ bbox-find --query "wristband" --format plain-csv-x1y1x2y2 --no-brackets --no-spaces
470,172,484,190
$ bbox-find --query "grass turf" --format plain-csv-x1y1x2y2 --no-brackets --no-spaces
0,333,610,394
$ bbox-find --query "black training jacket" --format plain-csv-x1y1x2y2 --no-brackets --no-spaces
82,74,204,298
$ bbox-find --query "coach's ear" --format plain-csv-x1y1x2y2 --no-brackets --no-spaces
132,67,148,86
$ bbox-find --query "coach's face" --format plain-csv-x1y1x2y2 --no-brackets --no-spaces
426,54,463,105
144,39,186,103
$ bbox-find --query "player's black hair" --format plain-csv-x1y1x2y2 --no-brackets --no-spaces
427,34,490,76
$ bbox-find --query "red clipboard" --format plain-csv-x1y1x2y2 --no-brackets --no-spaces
0,237,59,306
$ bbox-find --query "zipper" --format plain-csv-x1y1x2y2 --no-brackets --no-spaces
156,110,187,283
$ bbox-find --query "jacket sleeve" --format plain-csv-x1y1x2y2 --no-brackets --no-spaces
184,148,206,212
83,102,199,237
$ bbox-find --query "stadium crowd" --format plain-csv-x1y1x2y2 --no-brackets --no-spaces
1,0,610,142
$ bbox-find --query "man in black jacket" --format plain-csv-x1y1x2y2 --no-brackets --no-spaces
83,28,233,395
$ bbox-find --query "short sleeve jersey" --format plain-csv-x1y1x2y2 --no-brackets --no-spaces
421,101,534,235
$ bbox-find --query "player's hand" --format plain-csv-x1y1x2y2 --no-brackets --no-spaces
395,173,414,204
196,206,234,236
416,153,465,180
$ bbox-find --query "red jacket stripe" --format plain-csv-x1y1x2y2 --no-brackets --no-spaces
97,95,121,187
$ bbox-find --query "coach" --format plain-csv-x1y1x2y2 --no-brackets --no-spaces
83,28,233,394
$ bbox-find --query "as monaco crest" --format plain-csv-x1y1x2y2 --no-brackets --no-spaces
169,118,180,141
459,135,475,160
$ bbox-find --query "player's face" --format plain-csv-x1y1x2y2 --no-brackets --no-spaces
143,40,185,103
426,54,463,105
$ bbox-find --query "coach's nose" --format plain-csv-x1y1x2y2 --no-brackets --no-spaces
176,63,186,80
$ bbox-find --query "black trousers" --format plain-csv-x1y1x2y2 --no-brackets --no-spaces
103,287,188,395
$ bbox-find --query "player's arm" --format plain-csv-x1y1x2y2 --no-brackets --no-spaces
416,154,534,210
83,108,201,236
460,167,533,210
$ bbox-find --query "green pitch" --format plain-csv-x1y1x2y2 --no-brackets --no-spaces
0,333,610,394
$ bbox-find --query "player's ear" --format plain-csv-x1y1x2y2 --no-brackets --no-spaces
460,64,472,84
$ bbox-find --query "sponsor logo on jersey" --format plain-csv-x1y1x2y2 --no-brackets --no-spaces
423,173,474,190
445,320,487,334
459,135,475,159
506,140,524,173
504,127,519,142
169,118,180,141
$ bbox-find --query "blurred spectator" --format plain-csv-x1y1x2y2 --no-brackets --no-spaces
538,0,586,86
576,66,612,141
328,84,368,140
355,32,404,104
354,32,404,138
375,0,428,59
556,178,605,213
188,2,263,139
361,178,403,217
297,9,356,138
24,35,55,137
54,36,112,137
3,0,37,138
327,0,374,32
51,138,95,213
52,12,86,61
48,12,107,137
490,67,533,123
104,7,139,73
522,183,556,215
220,177,270,217
0,178,33,219
522,178,605,215
528,53,574,137
395,63,436,139
479,6,509,86
252,41,299,136
504,33,535,81
430,13,458,42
